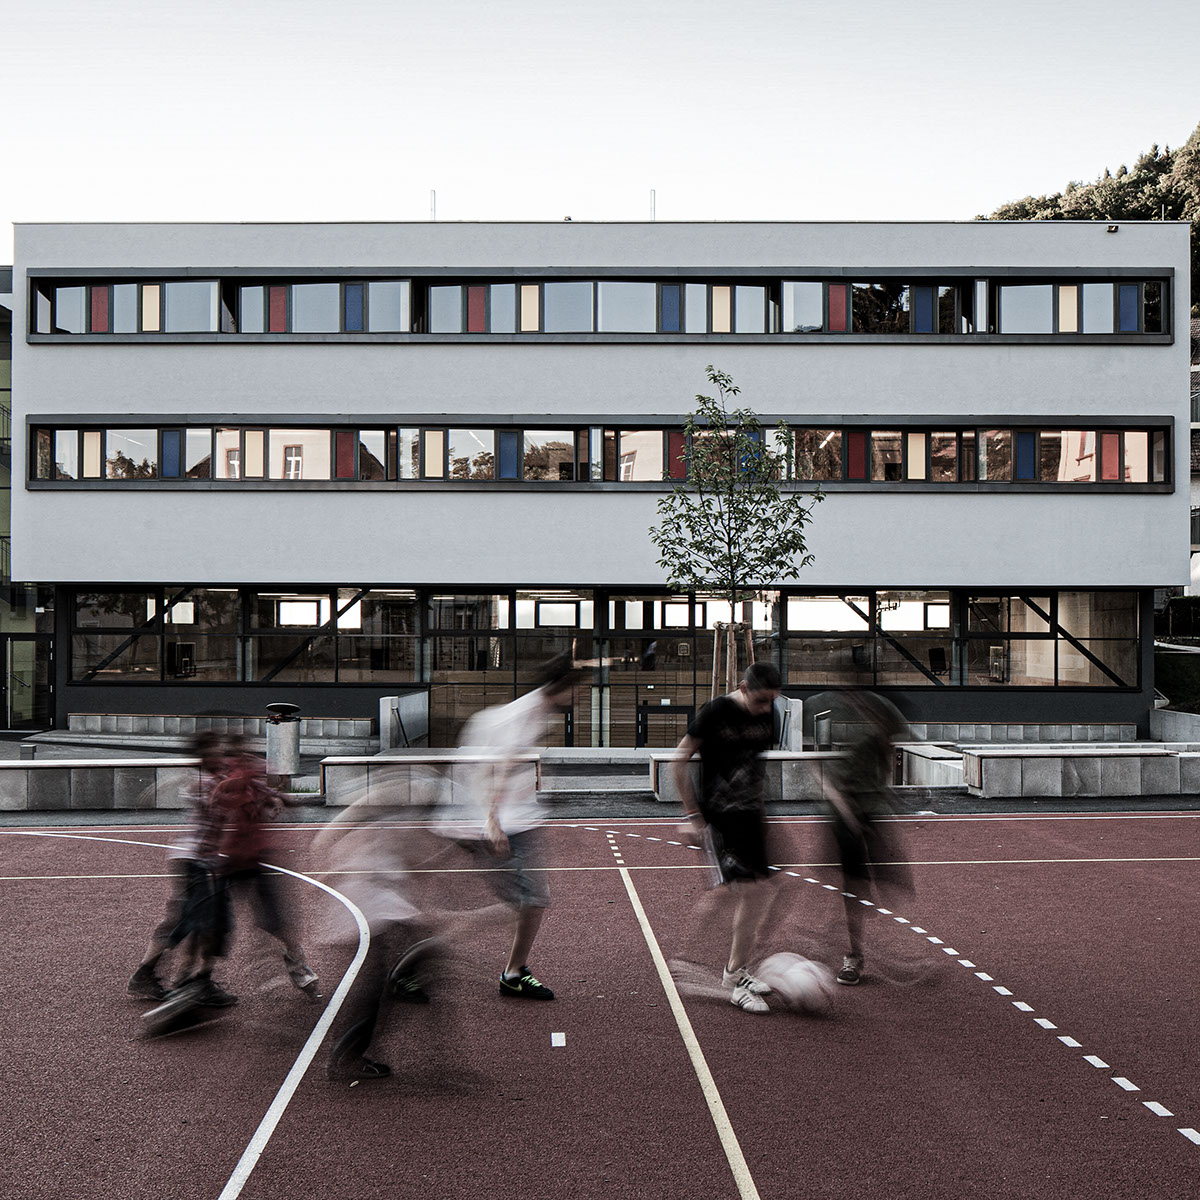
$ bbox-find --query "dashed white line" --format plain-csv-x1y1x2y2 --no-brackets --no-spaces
822,884,838,891
926,936,943,944
1145,1102,1173,1117
551,1032,566,1047
1113,1078,1139,1092
1013,1001,1033,1012
911,927,927,934
894,917,910,924
1059,1036,1082,1048
1084,1055,1110,1069
876,907,892,915
941,947,959,955
1035,1018,1057,1030
994,986,1013,996
1178,1128,1200,1145
975,971,993,981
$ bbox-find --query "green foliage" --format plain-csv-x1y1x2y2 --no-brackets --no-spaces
649,366,823,610
980,120,1200,315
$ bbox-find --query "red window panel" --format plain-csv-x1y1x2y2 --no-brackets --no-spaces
667,431,688,479
334,431,356,479
827,284,848,333
268,286,288,333
1100,431,1121,481
90,287,109,332
467,286,487,333
847,430,867,479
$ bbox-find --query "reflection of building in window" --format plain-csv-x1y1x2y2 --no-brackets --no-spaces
284,445,303,480
225,448,240,479
619,453,635,481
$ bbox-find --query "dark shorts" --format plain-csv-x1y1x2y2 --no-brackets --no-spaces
488,828,551,910
701,808,770,883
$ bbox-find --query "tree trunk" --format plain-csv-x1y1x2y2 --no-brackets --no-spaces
724,618,737,697
742,621,755,674
710,622,723,701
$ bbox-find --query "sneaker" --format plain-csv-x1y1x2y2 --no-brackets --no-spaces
723,966,771,996
127,964,168,1001
327,1054,391,1082
731,983,770,1014
387,937,439,1004
836,955,863,986
192,977,239,1007
284,954,320,997
499,967,554,1001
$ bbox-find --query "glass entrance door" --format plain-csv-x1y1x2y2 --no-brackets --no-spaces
3,636,53,730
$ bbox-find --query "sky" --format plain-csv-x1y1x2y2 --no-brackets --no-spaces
1,0,1198,261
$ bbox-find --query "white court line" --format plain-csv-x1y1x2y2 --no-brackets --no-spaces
1084,1055,1110,1069
1113,1078,1140,1092
1145,1102,1173,1117
5,830,371,1200
616,864,761,1200
551,1032,567,1048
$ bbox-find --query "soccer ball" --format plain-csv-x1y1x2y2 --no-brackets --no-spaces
755,953,835,1015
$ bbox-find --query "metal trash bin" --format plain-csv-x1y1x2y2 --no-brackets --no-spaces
265,702,301,782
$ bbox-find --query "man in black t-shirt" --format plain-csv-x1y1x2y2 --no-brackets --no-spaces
673,662,780,1015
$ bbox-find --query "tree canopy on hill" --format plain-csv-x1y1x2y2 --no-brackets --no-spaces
981,120,1200,315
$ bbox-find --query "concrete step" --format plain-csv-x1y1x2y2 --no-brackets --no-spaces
539,774,652,792
539,789,659,805
23,731,378,759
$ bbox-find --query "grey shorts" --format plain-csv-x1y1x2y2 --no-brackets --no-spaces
490,828,550,910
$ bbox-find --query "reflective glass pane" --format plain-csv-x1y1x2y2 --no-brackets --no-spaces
871,431,902,481
852,283,908,333
786,595,870,633
785,636,873,685
617,431,663,480
793,429,841,480
966,639,1055,686
165,634,238,681
906,432,927,480
967,595,1051,635
182,429,211,478
543,282,593,332
244,429,264,477
424,429,445,478
358,431,387,480
979,429,1012,480
490,284,516,333
55,287,86,334
268,430,330,480
448,428,495,479
251,591,330,629
36,289,52,333
163,281,218,332
524,431,576,480
368,281,409,332
240,286,264,333
71,632,160,680
54,431,78,479
684,283,707,333
999,284,1053,333
1144,280,1163,333
1118,284,1139,332
142,284,161,332
106,429,158,478
1058,591,1137,639
1125,431,1149,483
427,594,510,630
1081,283,1113,333
247,635,335,682
397,428,420,479
596,282,656,332
878,590,950,631
930,432,957,482
428,286,462,333
354,590,419,635
75,590,157,629
520,284,539,331
782,282,823,333
214,429,241,479
938,285,958,333
1057,639,1137,687
337,636,419,682
290,283,340,333
113,283,138,333
734,286,766,333
660,284,681,332
876,635,955,685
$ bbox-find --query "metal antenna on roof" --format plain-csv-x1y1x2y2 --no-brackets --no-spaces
430,190,437,221
650,189,656,221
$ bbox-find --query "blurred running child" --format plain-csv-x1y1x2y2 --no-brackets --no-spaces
821,689,914,985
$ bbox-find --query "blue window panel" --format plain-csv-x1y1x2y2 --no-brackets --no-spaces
498,430,520,479
344,283,364,332
740,428,764,475
161,430,182,478
661,284,681,332
1015,431,1036,480
1118,284,1138,332
912,286,935,334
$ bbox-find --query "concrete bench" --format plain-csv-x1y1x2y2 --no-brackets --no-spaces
320,753,541,808
960,745,1195,798
0,758,201,812
649,751,849,804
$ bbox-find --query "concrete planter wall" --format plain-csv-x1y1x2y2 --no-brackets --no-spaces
0,759,202,812
960,746,1197,799
321,754,540,808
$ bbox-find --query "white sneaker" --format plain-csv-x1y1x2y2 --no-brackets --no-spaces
730,983,770,1014
723,966,772,995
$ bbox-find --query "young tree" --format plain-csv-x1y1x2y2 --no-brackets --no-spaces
650,366,823,697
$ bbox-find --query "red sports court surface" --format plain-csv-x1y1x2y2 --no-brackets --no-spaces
3,812,1199,1199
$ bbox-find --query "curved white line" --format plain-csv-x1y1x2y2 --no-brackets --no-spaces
4,830,370,1200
